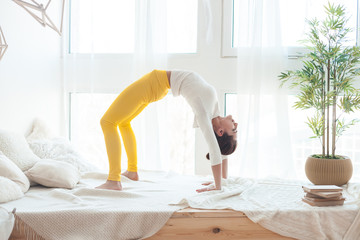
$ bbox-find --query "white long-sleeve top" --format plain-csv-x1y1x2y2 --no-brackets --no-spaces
170,70,225,166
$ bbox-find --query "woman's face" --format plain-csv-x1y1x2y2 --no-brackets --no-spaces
219,115,238,138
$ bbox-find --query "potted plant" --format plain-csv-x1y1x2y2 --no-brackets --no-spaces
279,2,360,185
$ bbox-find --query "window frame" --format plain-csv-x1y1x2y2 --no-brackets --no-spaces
221,0,360,58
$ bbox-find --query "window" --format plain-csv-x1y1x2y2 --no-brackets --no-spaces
70,0,198,54
70,93,195,174
225,93,360,181
222,0,359,57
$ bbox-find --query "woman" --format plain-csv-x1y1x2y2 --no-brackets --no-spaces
96,70,237,192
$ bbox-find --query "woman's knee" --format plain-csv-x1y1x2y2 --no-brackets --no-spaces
100,116,130,130
100,116,114,129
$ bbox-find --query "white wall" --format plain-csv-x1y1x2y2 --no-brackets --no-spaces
0,0,63,135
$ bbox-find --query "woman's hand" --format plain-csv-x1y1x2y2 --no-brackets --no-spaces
196,185,220,193
196,164,223,193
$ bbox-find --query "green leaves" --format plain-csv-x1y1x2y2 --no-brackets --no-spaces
339,94,360,113
336,118,359,139
306,113,324,139
279,2,360,157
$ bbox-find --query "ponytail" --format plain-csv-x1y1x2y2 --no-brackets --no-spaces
206,132,237,160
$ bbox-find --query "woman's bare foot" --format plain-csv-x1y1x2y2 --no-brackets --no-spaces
122,170,139,181
95,180,122,190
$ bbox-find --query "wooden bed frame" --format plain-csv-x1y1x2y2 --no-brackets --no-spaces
10,208,294,240
147,208,294,240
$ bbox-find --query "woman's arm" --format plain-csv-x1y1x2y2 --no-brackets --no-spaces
211,163,222,189
208,159,227,189
196,163,222,193
195,112,223,192
199,158,228,189
222,158,228,179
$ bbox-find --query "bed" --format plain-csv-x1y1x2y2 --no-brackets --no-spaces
9,208,293,240
147,208,294,240
1,127,301,239
2,170,360,240
0,121,357,239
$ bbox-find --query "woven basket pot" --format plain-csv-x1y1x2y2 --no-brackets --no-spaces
305,155,353,186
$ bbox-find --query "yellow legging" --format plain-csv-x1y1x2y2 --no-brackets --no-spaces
100,70,170,181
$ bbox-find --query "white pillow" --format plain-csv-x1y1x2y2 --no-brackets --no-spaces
25,159,81,189
0,176,24,203
26,119,98,173
0,130,40,171
0,151,30,192
28,137,98,173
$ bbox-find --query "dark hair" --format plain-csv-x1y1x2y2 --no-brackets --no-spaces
206,131,237,160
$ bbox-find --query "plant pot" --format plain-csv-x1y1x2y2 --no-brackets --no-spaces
305,155,353,186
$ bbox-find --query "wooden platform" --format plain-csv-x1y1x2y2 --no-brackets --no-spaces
147,208,294,240
10,208,295,240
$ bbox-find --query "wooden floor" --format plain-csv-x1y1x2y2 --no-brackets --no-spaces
147,208,295,240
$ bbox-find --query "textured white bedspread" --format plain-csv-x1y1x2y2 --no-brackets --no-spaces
172,177,360,240
0,171,203,240
1,171,359,240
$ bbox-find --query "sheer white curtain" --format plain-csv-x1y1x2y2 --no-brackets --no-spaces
131,0,169,172
125,0,196,174
63,0,195,174
233,0,360,180
235,0,296,179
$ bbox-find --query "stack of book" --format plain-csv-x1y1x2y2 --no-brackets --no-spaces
302,185,345,207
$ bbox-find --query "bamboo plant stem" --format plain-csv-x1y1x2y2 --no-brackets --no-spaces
326,58,330,157
322,68,326,158
332,68,337,157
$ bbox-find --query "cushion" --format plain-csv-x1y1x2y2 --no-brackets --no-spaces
0,151,30,192
0,176,24,203
28,138,97,173
0,130,40,171
26,119,98,173
25,159,81,189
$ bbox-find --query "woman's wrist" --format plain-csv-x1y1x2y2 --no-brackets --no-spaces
211,163,222,190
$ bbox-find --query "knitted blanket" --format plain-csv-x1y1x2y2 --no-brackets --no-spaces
172,177,360,240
